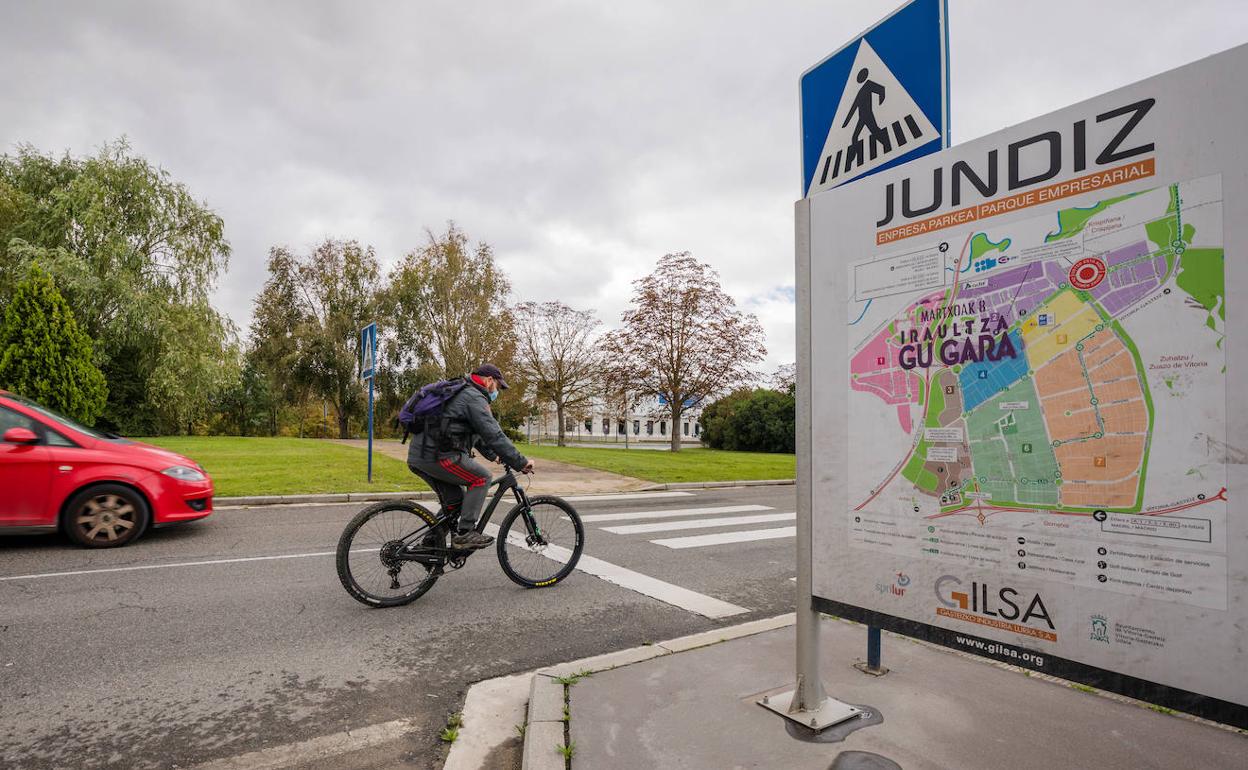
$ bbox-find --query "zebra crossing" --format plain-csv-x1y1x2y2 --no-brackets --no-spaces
585,502,796,550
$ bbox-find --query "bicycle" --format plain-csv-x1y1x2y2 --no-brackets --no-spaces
335,467,585,607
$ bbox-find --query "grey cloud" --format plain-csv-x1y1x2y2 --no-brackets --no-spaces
3,0,1246,373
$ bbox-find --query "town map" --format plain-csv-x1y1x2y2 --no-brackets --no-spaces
846,174,1227,610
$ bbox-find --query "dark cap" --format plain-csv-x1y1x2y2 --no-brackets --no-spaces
472,363,509,389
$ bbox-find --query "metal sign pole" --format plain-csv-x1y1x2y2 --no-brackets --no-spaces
367,374,374,483
759,200,860,730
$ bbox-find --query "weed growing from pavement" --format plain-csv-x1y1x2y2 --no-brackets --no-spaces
553,669,594,686
562,705,571,722
1072,684,1097,694
1147,704,1176,715
515,723,526,737
440,712,464,743
556,741,576,759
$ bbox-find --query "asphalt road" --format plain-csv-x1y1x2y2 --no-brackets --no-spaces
0,485,797,769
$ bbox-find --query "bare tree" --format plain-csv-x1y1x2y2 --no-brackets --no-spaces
513,301,601,446
598,370,635,449
770,362,796,394
602,252,766,452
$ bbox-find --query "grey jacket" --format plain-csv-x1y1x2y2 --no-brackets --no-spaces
416,378,528,470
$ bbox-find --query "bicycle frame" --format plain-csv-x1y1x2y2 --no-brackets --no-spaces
394,469,538,563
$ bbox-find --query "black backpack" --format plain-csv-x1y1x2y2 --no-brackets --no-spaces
395,378,470,446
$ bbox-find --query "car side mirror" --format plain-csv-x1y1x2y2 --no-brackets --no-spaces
3,427,39,445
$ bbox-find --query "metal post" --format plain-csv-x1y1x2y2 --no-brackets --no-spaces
759,198,860,730
792,196,824,712
367,375,374,483
867,627,881,669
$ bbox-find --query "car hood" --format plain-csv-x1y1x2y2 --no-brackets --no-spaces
104,439,203,472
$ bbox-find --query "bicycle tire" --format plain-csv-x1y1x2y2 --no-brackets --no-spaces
495,495,584,588
337,500,444,607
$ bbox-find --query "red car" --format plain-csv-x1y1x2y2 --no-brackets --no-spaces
0,390,213,547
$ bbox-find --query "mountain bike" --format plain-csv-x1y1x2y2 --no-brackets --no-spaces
335,468,585,607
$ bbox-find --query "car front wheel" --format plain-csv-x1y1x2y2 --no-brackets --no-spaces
63,484,150,548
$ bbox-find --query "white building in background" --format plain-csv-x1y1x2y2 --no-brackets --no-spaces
523,394,704,445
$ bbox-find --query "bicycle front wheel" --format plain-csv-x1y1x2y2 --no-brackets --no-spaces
495,496,584,588
337,501,443,607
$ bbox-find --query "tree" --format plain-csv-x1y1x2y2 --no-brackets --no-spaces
0,263,107,423
252,239,380,438
602,252,766,451
0,140,232,433
384,222,514,379
512,301,601,446
597,370,636,449
382,222,529,436
211,356,275,436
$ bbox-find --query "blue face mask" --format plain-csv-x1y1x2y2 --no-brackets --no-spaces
488,388,499,403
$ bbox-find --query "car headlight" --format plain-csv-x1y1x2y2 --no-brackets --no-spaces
162,465,207,482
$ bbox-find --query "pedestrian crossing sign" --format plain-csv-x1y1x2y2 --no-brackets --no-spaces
360,322,377,381
801,0,949,197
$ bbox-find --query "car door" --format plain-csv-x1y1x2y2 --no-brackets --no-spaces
0,404,53,525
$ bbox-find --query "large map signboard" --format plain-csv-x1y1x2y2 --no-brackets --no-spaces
807,44,1247,727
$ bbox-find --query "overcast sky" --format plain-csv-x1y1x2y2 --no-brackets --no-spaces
3,1,1247,373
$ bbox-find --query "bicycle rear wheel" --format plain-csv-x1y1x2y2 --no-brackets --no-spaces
495,496,584,588
337,501,444,607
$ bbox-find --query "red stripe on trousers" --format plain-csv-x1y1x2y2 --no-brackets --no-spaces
439,458,486,488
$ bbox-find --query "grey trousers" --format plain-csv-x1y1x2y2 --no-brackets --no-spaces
407,453,493,531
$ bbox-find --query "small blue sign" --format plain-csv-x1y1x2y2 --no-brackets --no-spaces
800,0,949,197
360,323,377,381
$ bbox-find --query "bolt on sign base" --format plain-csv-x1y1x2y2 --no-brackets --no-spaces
758,689,862,731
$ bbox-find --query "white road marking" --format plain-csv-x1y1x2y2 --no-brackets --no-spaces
483,523,747,619
580,504,772,523
0,551,344,582
601,512,795,535
193,717,418,769
651,526,797,550
558,491,694,502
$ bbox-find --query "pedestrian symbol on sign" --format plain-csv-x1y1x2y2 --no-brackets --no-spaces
843,68,888,169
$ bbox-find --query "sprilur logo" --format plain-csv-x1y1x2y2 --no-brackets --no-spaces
934,575,1057,642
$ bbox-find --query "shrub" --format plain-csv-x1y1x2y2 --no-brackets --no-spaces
700,387,794,453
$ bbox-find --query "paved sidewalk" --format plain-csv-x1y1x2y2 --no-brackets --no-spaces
332,439,650,496
562,617,1245,769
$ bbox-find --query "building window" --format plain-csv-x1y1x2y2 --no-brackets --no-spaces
564,418,575,433
633,420,640,435
603,418,610,434
584,419,592,433
682,422,689,436
646,421,654,435
660,421,667,435
694,422,700,436
617,420,626,435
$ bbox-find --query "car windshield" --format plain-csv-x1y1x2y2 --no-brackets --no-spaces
5,393,111,440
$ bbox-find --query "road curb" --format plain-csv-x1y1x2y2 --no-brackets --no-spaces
216,491,438,507
638,479,795,491
514,614,796,770
216,482,796,508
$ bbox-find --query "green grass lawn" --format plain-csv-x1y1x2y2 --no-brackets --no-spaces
522,444,795,484
144,436,427,497
139,436,795,496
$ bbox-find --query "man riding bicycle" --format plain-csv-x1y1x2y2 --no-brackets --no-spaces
408,363,533,550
